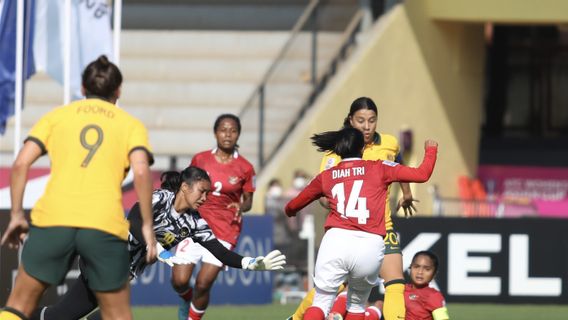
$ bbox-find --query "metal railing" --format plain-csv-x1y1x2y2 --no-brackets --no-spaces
238,0,365,169
432,198,538,218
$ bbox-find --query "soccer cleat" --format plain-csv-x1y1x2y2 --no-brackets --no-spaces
178,298,190,320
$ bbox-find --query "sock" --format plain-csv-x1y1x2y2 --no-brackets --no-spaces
345,312,365,320
0,307,28,320
303,306,325,320
180,288,193,302
364,306,382,320
383,280,405,320
188,303,205,320
330,292,348,318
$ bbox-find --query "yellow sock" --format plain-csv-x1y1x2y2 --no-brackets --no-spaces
0,308,26,320
292,288,316,320
383,282,406,320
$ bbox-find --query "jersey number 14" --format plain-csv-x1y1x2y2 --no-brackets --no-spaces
331,180,370,224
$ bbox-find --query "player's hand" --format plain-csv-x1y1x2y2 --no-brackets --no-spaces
425,139,438,148
397,196,419,217
227,202,242,224
1,211,29,249
157,250,192,267
242,250,286,271
142,224,157,264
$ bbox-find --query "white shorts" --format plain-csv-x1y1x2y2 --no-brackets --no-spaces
312,228,385,314
175,238,233,267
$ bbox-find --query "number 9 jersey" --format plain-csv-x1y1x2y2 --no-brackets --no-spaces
26,99,153,241
285,147,437,236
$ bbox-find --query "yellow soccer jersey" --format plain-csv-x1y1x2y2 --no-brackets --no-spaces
26,99,153,240
319,133,400,230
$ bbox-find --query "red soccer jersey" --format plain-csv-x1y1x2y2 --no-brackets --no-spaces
190,149,256,245
285,146,437,236
405,284,447,320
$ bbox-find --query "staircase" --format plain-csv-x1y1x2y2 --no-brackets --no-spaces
0,30,344,169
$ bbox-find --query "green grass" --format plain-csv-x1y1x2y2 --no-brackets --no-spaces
132,303,568,320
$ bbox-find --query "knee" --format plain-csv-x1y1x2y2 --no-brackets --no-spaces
193,280,214,296
170,273,190,293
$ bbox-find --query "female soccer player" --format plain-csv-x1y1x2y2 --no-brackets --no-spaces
285,127,437,320
291,97,414,320
171,114,256,320
328,251,449,320
0,55,156,320
30,166,285,320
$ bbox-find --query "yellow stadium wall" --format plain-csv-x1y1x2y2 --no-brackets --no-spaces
251,3,485,219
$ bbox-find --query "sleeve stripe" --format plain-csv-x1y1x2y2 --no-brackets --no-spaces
24,136,47,155
129,146,155,166
432,307,450,320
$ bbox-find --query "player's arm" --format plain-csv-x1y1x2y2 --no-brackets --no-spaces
199,239,285,270
130,149,157,263
1,140,43,248
383,140,438,184
285,175,323,217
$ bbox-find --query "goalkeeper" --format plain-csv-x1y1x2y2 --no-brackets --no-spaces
30,166,286,320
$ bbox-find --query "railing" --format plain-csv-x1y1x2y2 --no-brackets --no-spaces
238,0,365,169
432,198,538,218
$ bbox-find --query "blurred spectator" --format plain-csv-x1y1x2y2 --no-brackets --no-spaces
285,170,310,198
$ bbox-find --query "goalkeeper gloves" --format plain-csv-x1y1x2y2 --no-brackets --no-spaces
241,250,286,271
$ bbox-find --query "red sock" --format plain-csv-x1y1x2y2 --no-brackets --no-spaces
179,287,193,301
330,292,348,318
364,306,382,320
188,302,205,320
303,306,325,320
345,312,365,320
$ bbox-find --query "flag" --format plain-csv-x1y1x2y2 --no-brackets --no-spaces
34,0,113,100
0,0,36,135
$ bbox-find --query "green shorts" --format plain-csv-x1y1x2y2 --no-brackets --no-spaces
384,229,401,255
22,226,130,292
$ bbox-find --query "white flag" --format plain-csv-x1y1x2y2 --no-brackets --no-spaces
34,0,113,101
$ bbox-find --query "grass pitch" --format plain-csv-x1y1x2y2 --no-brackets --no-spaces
132,303,568,319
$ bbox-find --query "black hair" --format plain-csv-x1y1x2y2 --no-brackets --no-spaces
411,250,439,274
160,166,211,194
342,97,379,128
214,114,242,134
81,55,122,100
310,127,365,159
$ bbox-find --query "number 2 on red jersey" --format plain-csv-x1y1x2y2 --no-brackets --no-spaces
331,180,370,224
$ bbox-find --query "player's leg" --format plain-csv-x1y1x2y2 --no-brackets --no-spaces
94,284,131,320
76,229,131,320
190,262,222,320
380,230,405,320
345,232,385,320
172,238,202,320
0,266,48,320
305,287,337,320
2,227,77,319
328,291,348,319
30,271,98,320
309,229,353,319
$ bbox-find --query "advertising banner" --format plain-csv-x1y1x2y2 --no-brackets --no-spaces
1,214,274,306
393,217,568,303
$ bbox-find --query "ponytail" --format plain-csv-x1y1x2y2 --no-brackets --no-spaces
311,127,364,159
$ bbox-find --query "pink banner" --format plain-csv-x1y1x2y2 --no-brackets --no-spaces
478,165,568,217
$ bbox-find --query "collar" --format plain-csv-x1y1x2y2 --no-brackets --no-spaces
211,148,239,159
341,157,362,162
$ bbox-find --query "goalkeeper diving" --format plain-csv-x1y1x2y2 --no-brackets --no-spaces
30,166,286,320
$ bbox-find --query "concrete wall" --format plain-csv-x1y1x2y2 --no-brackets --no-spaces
251,3,486,217
426,0,568,23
